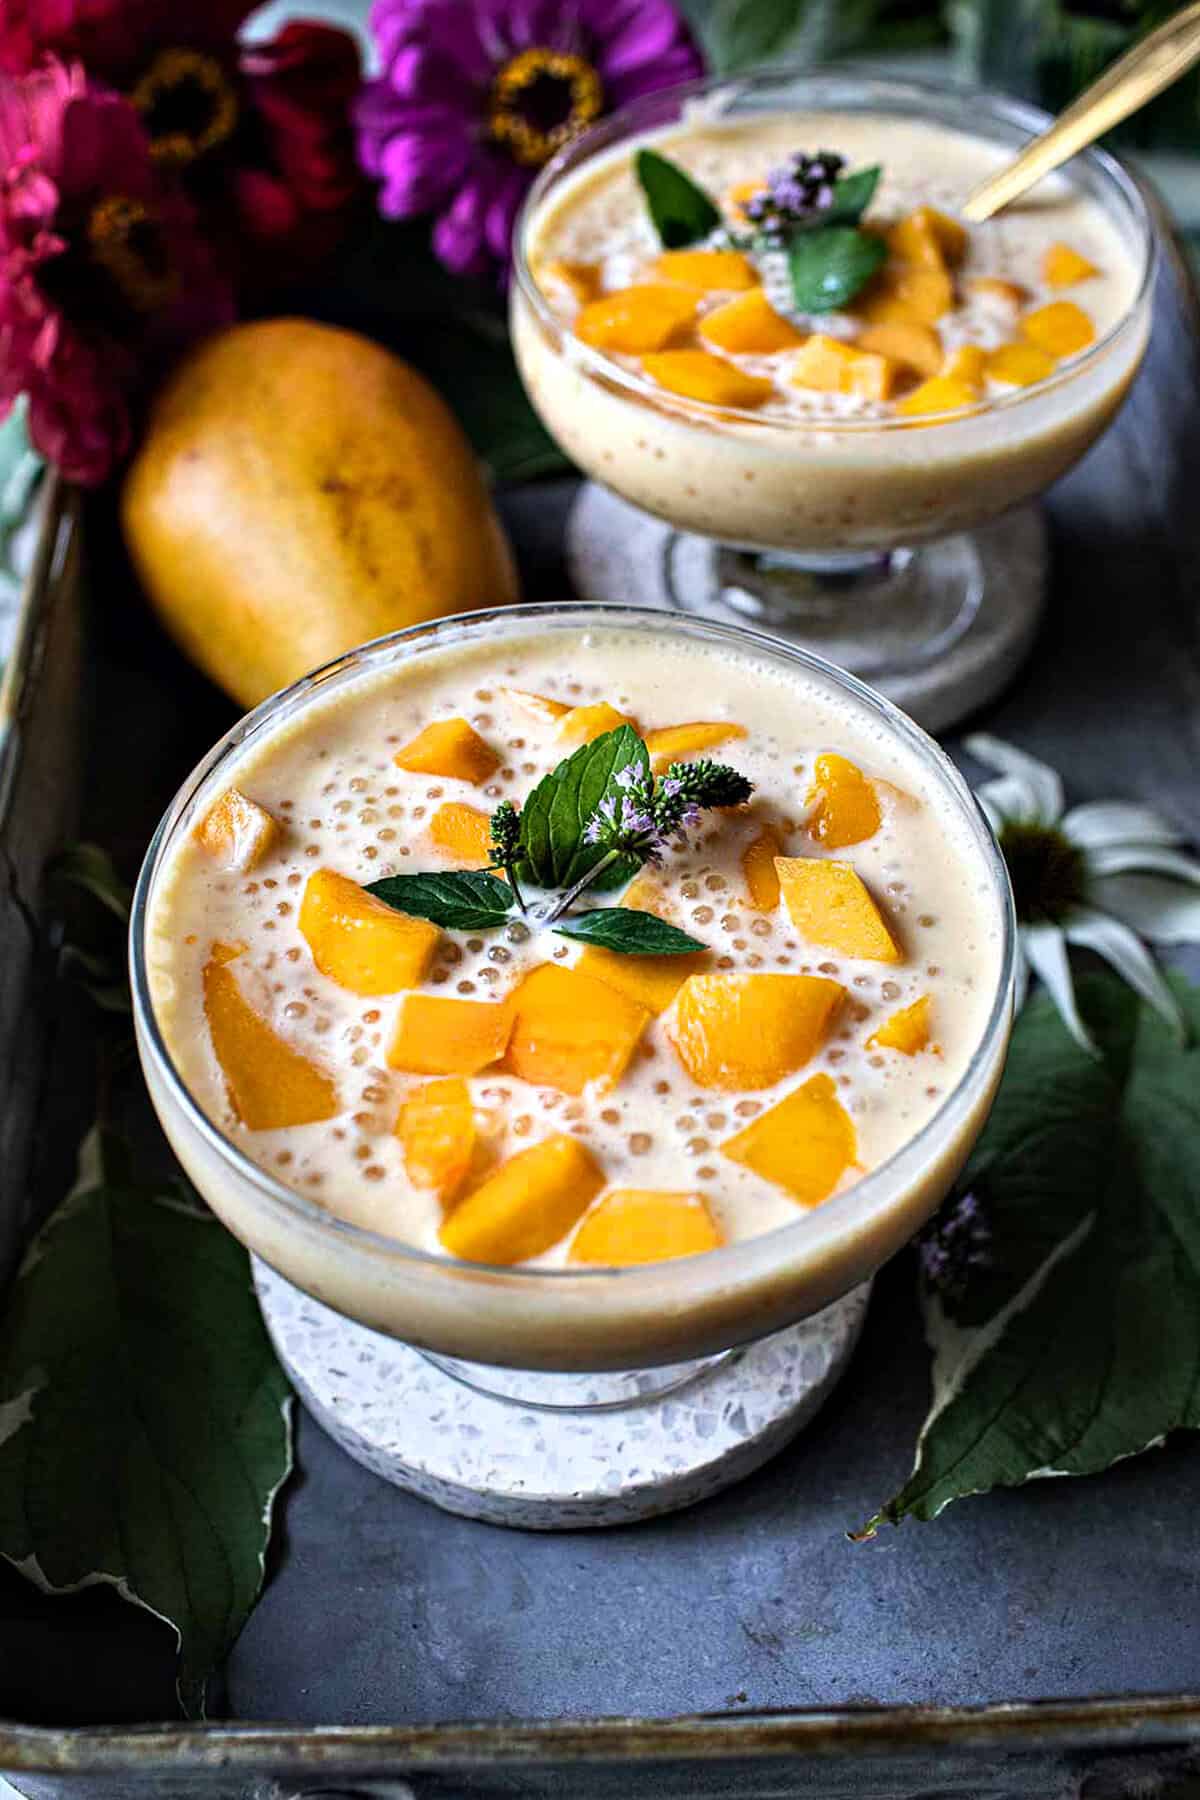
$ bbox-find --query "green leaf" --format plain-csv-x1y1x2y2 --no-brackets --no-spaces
554,909,706,956
788,225,887,313
49,842,131,923
365,870,515,931
824,165,881,227
865,972,1200,1534
635,149,721,249
0,1130,292,1715
696,0,883,72
518,725,651,890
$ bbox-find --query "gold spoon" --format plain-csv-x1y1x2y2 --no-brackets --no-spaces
963,0,1200,222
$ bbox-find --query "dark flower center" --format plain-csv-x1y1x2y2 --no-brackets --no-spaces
130,47,239,167
85,195,180,314
489,48,603,167
999,820,1087,924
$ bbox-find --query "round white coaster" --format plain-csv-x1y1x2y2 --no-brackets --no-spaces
565,483,1047,735
253,1260,871,1530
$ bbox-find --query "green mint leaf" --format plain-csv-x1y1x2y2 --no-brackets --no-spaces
554,909,707,956
519,725,651,890
0,1129,292,1716
635,148,721,249
824,164,881,227
365,870,514,931
863,972,1200,1536
788,225,887,313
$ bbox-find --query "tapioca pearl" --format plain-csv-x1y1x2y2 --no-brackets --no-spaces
304,845,320,858
881,980,901,1001
349,778,367,793
681,881,700,900
676,1115,697,1133
361,1083,387,1104
629,1133,652,1155
600,1107,621,1126
686,1137,710,1156
926,964,941,979
304,1172,324,1186
284,1001,307,1020
733,1099,761,1118
692,905,714,925
705,1112,727,1131
750,919,771,938
243,881,260,895
262,920,277,933
705,875,727,893
275,1149,293,1167
653,1079,671,1096
721,915,741,933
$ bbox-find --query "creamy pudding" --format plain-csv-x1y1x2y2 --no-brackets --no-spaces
136,612,1013,1365
512,102,1150,551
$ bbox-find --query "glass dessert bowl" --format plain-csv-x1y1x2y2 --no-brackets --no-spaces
130,604,1015,1396
510,69,1154,688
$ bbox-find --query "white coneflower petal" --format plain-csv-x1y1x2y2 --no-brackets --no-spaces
1060,800,1184,851
1085,844,1200,884
1091,873,1200,944
1012,946,1031,1012
967,735,1064,820
977,774,1040,826
1064,907,1186,1042
1021,921,1096,1054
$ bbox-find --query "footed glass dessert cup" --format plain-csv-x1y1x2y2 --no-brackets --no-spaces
131,605,1016,1442
510,69,1154,694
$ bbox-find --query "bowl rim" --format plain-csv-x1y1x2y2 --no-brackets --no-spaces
510,63,1156,434
129,601,1017,1289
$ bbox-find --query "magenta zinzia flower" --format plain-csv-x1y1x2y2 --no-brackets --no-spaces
356,0,704,280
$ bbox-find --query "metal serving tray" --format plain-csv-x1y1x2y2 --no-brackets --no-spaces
1,206,1199,1799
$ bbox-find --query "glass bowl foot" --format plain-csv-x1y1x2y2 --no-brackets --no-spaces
253,1259,871,1530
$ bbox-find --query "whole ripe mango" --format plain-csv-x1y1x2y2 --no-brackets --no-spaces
121,319,520,709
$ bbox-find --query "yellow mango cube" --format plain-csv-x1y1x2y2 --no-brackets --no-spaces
502,962,650,1095
896,368,983,417
888,206,967,269
440,1133,605,1263
699,288,805,354
555,701,638,747
985,341,1057,388
430,801,493,864
1021,300,1095,357
641,350,774,410
397,1076,475,1197
394,717,500,785
195,788,280,871
653,249,759,291
742,823,785,912
943,345,987,383
538,258,602,304
867,994,932,1055
806,753,881,848
792,334,898,402
776,857,902,962
722,1072,857,1206
570,1190,723,1266
576,943,710,1016
203,957,339,1130
724,178,762,222
856,320,943,380
387,993,513,1076
1043,242,1099,288
667,971,844,1091
644,719,748,774
502,686,571,724
299,868,440,996
858,264,954,326
574,285,698,354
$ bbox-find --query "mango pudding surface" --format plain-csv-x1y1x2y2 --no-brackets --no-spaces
145,623,1007,1305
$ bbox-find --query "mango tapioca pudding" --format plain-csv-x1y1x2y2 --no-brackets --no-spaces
143,618,1008,1308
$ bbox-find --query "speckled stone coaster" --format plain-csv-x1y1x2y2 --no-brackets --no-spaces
566,483,1047,735
253,1259,871,1530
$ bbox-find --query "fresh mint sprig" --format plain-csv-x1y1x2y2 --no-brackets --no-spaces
635,148,721,248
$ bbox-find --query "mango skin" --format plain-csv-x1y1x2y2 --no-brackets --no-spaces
121,319,520,709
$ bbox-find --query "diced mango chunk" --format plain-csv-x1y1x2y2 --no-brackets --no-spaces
299,868,440,996
792,334,897,402
1021,299,1095,357
394,717,500,785
388,994,512,1076
896,372,981,418
1043,242,1098,288
858,264,954,326
211,939,247,964
538,257,602,304
967,276,1027,310
641,350,774,410
502,963,649,1095
574,285,697,354
430,801,493,864
555,701,637,746
667,971,844,1091
397,1076,475,1197
856,320,943,379
888,206,967,269
722,1072,857,1206
502,686,571,724
699,288,805,354
570,1190,723,1266
440,1133,604,1264
644,719,748,774
776,858,901,962
576,943,710,1016
985,341,1057,388
867,994,932,1055
742,823,785,912
943,344,987,383
195,788,280,871
203,956,338,1129
724,177,762,222
652,249,759,291
806,754,882,848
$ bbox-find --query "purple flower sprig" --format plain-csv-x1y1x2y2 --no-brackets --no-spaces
744,150,846,242
919,1191,993,1304
584,758,753,865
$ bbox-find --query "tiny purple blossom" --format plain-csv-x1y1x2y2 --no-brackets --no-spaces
744,148,846,241
919,1191,992,1302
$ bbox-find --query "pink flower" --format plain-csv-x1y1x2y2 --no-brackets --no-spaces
356,0,705,281
0,59,233,483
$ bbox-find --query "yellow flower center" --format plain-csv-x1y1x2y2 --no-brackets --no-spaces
130,47,239,168
488,48,603,168
86,195,180,313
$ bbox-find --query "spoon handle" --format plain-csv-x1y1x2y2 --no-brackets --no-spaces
962,0,1200,222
